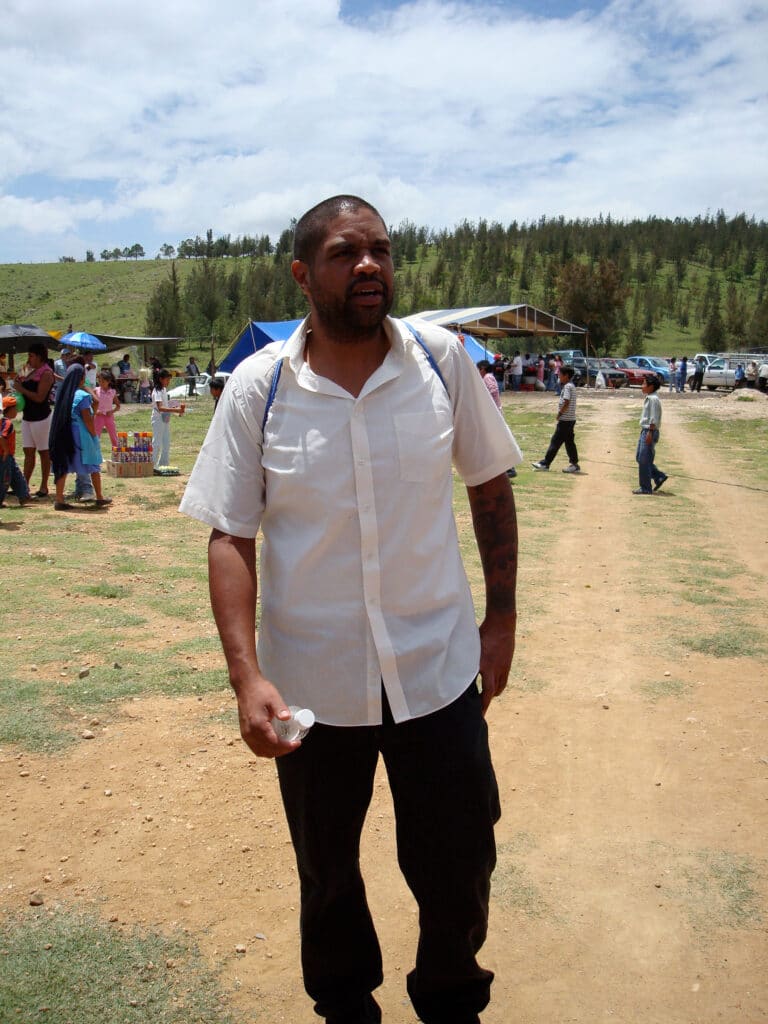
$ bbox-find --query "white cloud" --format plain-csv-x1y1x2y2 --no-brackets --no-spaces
0,0,766,261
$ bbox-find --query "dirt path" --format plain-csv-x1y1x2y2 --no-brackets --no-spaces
2,394,767,1024
486,394,767,1023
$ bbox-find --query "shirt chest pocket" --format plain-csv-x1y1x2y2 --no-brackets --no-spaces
393,411,454,483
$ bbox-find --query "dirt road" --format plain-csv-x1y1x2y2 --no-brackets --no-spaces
2,392,766,1023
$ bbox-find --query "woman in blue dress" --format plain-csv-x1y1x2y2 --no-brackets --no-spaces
50,363,112,511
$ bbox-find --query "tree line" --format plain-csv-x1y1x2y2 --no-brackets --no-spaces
144,211,768,357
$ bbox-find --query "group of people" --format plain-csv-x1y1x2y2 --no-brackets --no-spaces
481,358,667,495
0,345,114,511
735,360,764,388
668,355,704,392
535,368,667,495
1,342,226,513
491,351,558,392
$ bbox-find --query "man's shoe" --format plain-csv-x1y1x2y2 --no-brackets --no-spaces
562,464,580,473
507,467,517,478
531,461,549,471
653,474,668,491
632,488,652,495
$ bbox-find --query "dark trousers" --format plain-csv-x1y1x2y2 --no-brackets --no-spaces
636,427,663,493
543,419,578,467
0,454,29,504
276,683,500,1024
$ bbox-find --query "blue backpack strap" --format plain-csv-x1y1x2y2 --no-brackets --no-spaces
261,346,288,433
263,322,448,434
401,319,449,395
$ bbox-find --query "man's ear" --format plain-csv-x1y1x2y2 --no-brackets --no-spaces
291,259,311,299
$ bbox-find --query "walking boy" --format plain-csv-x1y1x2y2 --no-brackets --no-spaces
532,363,580,473
634,375,667,494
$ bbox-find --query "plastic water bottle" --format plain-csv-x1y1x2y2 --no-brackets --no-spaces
272,706,315,742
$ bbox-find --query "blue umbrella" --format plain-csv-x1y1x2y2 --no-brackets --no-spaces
61,330,107,352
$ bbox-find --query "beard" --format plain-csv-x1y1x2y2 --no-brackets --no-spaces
310,279,394,342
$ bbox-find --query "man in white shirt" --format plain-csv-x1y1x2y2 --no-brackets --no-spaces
510,351,523,391
180,195,521,1024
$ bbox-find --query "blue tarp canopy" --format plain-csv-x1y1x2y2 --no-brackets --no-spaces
219,319,500,374
219,319,303,373
457,332,496,363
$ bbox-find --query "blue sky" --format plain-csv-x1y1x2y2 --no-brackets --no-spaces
1,0,766,266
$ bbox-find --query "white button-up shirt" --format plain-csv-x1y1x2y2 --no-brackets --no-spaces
180,317,522,726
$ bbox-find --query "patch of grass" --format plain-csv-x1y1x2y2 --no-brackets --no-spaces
81,582,129,600
680,849,764,931
686,412,768,485
493,833,549,917
638,677,692,700
0,907,238,1024
679,588,732,606
678,564,734,584
167,635,223,656
680,626,766,658
736,394,756,402
0,676,74,753
59,665,228,708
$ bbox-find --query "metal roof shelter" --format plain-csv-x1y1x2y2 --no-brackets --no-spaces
92,333,184,354
411,305,587,341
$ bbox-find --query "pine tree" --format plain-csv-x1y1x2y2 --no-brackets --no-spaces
701,299,726,349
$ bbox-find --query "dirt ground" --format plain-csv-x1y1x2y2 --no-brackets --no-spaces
2,390,767,1024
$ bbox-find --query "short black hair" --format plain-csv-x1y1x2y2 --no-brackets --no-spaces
560,364,575,380
209,377,225,391
28,341,48,359
645,375,661,391
477,360,492,374
293,195,385,264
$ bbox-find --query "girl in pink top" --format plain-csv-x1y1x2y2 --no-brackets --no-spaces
93,371,120,446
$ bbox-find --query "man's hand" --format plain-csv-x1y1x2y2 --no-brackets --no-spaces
478,612,517,713
233,674,301,758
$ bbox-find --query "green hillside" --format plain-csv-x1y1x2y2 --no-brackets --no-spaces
0,259,197,338
2,211,767,365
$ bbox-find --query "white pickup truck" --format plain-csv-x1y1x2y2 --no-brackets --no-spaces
688,356,738,390
688,353,768,390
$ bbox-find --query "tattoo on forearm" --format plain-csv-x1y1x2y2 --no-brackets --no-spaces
467,480,518,616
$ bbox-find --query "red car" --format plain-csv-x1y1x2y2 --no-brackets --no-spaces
602,357,658,387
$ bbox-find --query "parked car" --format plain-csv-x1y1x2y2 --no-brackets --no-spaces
167,371,231,399
686,357,737,391
582,358,629,388
602,357,657,387
549,348,586,363
626,355,671,384
551,351,628,388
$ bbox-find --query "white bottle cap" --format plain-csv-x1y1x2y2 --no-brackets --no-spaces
294,709,315,730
